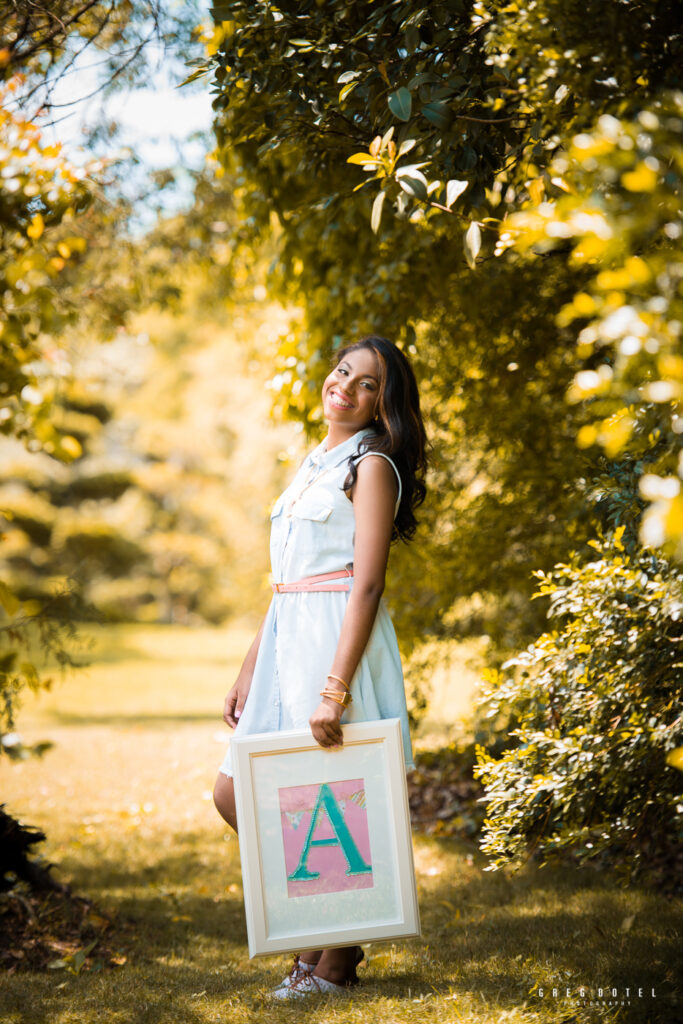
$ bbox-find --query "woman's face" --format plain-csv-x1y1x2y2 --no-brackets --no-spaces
322,347,380,433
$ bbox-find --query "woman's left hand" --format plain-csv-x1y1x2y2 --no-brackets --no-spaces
309,699,344,749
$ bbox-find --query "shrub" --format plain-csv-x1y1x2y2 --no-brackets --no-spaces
474,526,683,888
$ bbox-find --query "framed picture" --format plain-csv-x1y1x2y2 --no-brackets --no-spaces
231,718,421,958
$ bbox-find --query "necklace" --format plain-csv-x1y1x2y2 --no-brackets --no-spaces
285,458,332,516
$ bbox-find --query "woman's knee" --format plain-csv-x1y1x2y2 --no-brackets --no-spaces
213,772,238,831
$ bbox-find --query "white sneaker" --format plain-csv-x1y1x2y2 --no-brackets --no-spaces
275,956,315,991
270,972,347,1000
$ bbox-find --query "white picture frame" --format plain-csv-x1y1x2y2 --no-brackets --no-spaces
231,718,421,958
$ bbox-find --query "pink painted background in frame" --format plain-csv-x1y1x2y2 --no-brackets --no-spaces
278,778,374,899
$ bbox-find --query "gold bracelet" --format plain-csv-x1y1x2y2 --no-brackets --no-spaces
327,673,350,691
320,688,353,708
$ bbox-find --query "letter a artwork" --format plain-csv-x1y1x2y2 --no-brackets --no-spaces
278,779,374,898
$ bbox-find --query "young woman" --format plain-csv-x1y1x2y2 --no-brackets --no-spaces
213,334,427,999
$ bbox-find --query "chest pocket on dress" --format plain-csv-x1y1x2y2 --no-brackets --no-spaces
288,498,333,522
270,495,289,519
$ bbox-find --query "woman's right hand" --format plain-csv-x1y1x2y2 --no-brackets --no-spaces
223,672,252,729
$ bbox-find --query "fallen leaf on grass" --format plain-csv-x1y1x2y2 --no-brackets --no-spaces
48,938,99,975
85,909,112,931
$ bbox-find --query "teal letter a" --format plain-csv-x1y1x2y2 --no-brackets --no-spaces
287,784,372,881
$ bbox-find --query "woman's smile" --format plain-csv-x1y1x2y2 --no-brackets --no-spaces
328,388,355,410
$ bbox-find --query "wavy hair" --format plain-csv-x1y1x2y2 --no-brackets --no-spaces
337,335,427,542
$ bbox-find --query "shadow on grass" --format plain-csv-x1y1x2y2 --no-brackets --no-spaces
11,836,679,1024
417,837,680,1022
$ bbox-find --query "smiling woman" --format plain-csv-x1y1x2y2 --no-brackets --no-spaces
212,334,427,998
322,348,381,428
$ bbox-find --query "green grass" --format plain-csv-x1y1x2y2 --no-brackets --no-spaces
1,624,680,1023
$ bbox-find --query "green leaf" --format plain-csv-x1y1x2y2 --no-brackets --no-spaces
446,179,468,207
339,81,359,102
388,87,412,122
396,168,428,201
398,138,417,158
422,100,451,129
371,190,386,234
405,25,421,51
407,72,438,90
464,220,481,268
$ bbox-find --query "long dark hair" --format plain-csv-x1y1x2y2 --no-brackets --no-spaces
337,335,427,542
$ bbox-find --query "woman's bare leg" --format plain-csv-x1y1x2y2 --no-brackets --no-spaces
300,949,323,966
213,772,238,833
313,945,362,985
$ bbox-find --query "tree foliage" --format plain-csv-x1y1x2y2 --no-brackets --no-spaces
0,76,93,458
475,527,682,887
201,0,681,648
0,1,209,754
501,92,683,557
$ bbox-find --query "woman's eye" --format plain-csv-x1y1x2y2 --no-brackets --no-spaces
337,367,348,375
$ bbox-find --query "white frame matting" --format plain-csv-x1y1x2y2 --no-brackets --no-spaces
231,718,421,958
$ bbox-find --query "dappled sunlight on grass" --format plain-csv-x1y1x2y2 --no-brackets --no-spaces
2,624,679,1023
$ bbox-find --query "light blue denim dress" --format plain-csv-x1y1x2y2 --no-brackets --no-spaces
219,426,414,775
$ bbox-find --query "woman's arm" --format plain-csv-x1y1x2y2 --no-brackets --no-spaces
309,455,397,748
223,614,266,728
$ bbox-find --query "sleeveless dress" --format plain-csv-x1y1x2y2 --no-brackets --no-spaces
218,426,414,775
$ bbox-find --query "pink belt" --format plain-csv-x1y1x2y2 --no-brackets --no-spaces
271,568,353,593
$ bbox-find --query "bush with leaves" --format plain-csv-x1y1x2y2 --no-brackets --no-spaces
474,526,683,888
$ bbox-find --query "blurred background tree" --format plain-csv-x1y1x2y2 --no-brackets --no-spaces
0,0,293,876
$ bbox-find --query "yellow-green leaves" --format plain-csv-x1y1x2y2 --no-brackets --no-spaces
476,531,682,882
396,165,429,201
622,163,658,192
498,92,683,558
1,79,94,457
446,179,468,208
371,189,386,234
0,581,20,617
346,152,382,168
666,747,683,771
464,221,481,268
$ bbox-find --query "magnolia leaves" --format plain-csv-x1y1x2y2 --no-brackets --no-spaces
464,220,482,268
396,166,429,202
347,130,479,245
371,190,385,233
446,179,468,208
388,87,412,122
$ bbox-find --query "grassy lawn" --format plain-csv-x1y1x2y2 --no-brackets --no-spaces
1,624,679,1023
